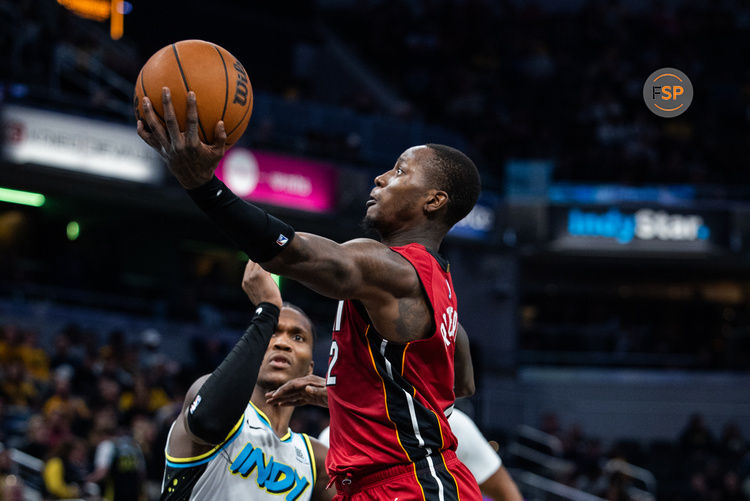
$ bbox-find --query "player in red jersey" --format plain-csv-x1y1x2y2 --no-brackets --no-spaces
137,89,483,500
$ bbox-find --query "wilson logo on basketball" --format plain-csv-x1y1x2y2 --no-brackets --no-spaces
233,61,249,106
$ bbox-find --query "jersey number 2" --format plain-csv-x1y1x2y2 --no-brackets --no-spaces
327,301,344,386
326,341,339,386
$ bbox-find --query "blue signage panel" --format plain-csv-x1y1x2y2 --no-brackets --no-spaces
549,183,695,205
551,206,727,253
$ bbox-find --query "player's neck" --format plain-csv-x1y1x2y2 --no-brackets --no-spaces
251,387,294,438
381,225,444,251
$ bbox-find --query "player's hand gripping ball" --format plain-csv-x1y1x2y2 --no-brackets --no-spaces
134,39,253,146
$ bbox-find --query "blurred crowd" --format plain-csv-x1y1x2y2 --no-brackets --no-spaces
0,321,181,500
0,0,141,114
521,294,750,369
0,321,329,500
317,0,750,186
5,1,750,188
507,411,750,501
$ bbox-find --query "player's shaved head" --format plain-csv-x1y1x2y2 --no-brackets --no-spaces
423,144,481,227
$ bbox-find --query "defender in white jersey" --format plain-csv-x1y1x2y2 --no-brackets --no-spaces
447,409,522,501
163,401,316,500
161,261,333,501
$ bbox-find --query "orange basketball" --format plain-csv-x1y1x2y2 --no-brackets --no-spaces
134,40,253,147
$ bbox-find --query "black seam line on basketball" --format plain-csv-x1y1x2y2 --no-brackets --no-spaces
213,46,229,122
171,43,208,142
141,67,165,124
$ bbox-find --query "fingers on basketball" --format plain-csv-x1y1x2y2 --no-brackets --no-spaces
134,40,253,147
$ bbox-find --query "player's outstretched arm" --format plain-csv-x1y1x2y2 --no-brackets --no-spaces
138,89,418,302
265,234,420,301
309,437,335,500
454,323,475,398
167,261,282,459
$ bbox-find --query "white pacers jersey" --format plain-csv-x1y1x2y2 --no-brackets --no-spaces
161,401,316,501
448,409,501,484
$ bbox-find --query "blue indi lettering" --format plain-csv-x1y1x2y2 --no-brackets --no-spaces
229,442,310,500
568,208,635,244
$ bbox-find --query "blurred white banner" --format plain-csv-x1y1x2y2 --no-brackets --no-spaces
2,105,162,184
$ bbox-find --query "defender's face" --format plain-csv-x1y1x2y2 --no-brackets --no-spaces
256,307,314,390
365,146,434,235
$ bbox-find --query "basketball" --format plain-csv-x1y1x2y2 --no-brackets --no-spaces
134,39,253,146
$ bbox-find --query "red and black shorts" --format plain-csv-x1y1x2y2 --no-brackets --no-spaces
331,450,482,501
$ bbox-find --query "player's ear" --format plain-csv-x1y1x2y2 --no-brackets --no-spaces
307,361,314,376
424,189,449,215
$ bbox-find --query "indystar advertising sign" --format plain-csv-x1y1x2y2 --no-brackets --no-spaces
551,206,727,254
568,208,710,244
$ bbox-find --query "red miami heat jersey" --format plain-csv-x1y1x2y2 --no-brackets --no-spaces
325,243,460,480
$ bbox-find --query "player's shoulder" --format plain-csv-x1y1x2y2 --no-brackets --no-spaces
343,238,417,272
341,237,388,251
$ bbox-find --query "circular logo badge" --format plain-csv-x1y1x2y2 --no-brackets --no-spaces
643,68,693,118
224,148,260,197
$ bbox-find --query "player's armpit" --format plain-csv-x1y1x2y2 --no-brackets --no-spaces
454,323,475,398
264,234,419,302
268,235,434,343
308,437,336,501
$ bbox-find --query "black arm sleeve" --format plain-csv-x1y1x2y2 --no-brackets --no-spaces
186,302,279,444
187,176,295,263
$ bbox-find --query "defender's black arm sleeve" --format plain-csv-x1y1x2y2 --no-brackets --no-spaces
186,302,279,444
187,176,295,262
